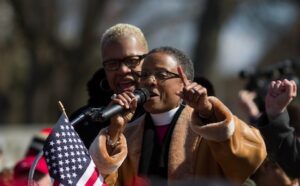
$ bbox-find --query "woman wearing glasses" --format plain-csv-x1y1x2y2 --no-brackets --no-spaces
70,23,149,148
90,46,267,186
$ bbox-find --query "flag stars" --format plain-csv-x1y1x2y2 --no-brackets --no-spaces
56,139,61,144
68,180,73,184
72,173,77,178
52,162,57,167
43,115,103,185
50,141,55,146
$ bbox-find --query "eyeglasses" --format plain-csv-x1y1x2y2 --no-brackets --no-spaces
103,55,145,71
134,70,180,81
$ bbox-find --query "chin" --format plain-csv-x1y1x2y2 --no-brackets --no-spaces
144,103,166,114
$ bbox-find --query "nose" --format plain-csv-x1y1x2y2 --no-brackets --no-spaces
141,75,157,87
118,62,132,73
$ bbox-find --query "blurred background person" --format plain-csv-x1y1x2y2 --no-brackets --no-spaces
256,79,299,178
238,62,300,185
0,128,52,186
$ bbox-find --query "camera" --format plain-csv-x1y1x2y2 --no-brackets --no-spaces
239,59,299,112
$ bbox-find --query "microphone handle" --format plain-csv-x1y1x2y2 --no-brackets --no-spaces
98,104,124,122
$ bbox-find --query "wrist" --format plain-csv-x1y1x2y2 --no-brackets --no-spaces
198,101,213,119
266,110,283,121
105,128,121,148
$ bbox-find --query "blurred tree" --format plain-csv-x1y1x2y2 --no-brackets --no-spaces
7,0,108,123
0,0,299,124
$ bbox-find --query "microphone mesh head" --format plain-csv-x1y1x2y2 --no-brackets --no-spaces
134,88,150,103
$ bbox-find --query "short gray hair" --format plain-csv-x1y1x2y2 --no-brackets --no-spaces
100,23,148,52
148,46,194,80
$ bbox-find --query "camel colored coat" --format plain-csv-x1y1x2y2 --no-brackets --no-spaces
90,97,267,185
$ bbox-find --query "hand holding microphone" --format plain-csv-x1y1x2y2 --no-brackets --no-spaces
104,88,149,147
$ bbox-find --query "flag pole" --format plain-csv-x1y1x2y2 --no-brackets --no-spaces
28,151,44,186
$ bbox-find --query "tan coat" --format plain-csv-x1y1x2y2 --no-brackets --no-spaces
90,97,267,185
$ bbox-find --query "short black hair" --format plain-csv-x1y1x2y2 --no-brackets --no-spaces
148,46,194,80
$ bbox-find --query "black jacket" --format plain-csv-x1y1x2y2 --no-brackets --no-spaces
70,68,144,148
257,110,300,178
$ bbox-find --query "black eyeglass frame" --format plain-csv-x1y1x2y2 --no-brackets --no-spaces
102,54,146,71
133,70,180,81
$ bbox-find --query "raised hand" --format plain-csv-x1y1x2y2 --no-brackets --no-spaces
176,66,213,118
265,79,297,120
238,90,261,119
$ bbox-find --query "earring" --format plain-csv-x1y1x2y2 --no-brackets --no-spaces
99,78,111,92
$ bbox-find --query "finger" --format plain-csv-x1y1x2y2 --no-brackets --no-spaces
129,98,138,112
284,79,297,98
185,82,199,91
116,94,131,109
291,80,297,97
122,92,137,109
113,92,134,109
177,66,189,86
268,81,277,97
274,80,282,91
111,97,125,107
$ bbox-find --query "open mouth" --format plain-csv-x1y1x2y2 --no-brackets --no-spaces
149,91,159,97
118,78,135,90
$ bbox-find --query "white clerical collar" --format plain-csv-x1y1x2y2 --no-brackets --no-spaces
150,106,180,126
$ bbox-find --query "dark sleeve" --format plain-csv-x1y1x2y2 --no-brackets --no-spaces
69,106,109,149
257,110,300,178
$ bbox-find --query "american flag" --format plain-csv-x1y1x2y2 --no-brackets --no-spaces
43,114,105,186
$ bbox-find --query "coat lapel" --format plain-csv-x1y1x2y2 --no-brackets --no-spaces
168,106,201,180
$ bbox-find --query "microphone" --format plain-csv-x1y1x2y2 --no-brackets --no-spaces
94,88,150,122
